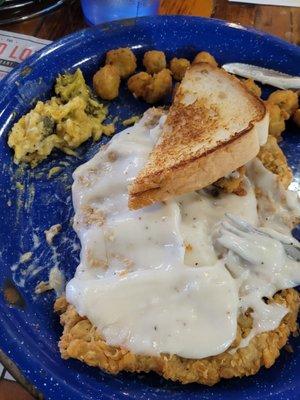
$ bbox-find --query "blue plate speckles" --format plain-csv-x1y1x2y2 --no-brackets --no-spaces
0,16,299,400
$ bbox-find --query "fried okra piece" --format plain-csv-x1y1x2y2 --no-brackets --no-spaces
93,65,121,100
169,58,190,81
144,69,172,104
265,101,286,141
143,50,167,74
268,90,298,119
127,72,153,99
243,79,262,98
128,69,172,104
192,51,218,67
105,47,137,79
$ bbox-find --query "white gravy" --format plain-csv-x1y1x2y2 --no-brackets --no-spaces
66,108,300,359
67,263,238,359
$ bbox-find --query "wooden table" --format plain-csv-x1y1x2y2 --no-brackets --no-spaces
2,0,300,44
0,1,298,399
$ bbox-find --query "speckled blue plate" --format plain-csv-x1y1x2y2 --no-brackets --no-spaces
0,16,299,400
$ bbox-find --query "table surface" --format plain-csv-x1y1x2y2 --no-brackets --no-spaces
0,0,299,399
1,0,300,44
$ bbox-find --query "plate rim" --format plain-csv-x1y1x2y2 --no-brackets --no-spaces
0,14,299,98
0,15,299,400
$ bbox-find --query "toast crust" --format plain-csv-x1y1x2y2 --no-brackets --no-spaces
129,128,259,208
129,63,268,209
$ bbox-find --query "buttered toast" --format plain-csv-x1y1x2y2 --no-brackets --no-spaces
128,63,269,209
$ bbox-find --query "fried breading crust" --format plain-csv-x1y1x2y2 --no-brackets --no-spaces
217,133,292,195
55,289,299,386
55,108,298,383
258,135,293,189
214,166,246,196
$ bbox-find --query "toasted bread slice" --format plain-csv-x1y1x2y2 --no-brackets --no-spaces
129,63,269,209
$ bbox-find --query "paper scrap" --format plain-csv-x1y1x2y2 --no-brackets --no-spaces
0,30,51,79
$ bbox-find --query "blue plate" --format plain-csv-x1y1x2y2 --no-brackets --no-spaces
0,16,299,400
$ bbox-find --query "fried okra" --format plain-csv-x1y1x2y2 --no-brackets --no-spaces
169,58,190,81
105,47,137,79
193,51,218,67
143,50,167,74
265,101,286,141
243,79,262,98
144,69,172,104
128,69,172,104
93,65,121,100
268,90,298,119
127,72,153,99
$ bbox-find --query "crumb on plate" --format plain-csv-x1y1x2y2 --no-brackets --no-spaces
16,181,24,191
20,251,32,263
122,116,141,126
48,166,61,178
36,266,65,296
35,281,51,294
44,224,62,245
